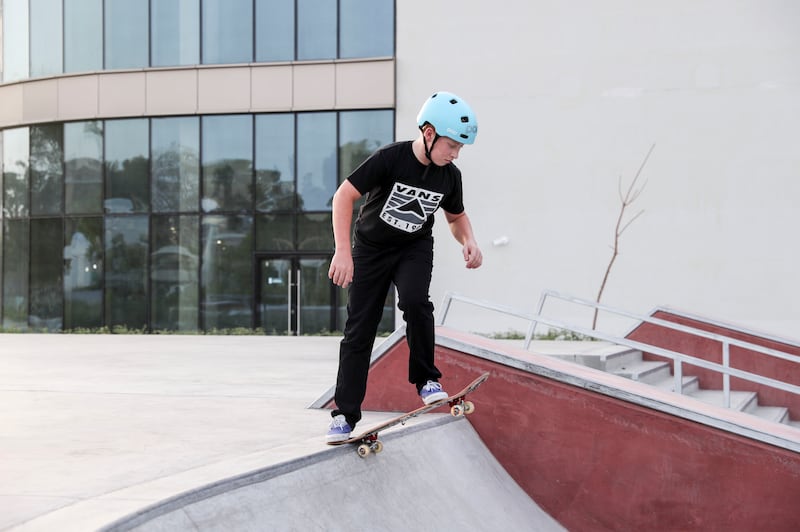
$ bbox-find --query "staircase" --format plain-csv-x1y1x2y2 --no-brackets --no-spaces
541,341,800,428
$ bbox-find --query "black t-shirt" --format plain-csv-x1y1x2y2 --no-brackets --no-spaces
348,141,465,247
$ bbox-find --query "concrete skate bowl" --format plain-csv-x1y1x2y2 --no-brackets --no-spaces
102,416,564,532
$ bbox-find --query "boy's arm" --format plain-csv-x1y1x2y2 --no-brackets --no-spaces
328,180,362,287
444,211,483,269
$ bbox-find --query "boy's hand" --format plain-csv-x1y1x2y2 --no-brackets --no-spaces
463,240,483,269
328,250,354,288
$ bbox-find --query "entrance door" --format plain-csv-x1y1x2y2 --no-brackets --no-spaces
256,255,337,335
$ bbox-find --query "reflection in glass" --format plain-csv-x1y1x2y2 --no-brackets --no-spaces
298,213,333,251
30,0,63,78
105,119,149,213
259,258,290,334
297,0,336,60
151,215,199,331
2,220,29,328
202,115,253,212
299,257,334,334
201,215,253,329
2,0,29,82
151,0,200,67
339,0,394,59
152,117,200,212
64,0,102,73
64,217,103,329
2,128,30,218
255,114,295,212
65,121,103,214
105,215,148,328
30,125,64,216
255,0,294,61
339,110,394,181
105,0,148,70
256,213,295,251
202,0,252,64
30,218,64,329
297,113,336,211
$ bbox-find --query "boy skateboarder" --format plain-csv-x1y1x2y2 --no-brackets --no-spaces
326,91,483,442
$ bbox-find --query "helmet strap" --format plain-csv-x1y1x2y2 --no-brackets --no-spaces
420,125,440,163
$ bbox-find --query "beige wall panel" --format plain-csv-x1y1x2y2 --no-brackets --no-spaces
98,72,146,117
22,79,58,124
58,75,98,121
198,67,250,113
0,84,24,128
146,70,198,115
251,65,293,111
293,63,335,110
335,60,394,109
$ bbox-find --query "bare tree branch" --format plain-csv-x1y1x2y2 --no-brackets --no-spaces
593,143,656,329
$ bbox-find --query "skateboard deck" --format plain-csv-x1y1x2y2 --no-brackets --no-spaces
327,372,490,457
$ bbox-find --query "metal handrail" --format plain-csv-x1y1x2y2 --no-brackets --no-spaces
438,291,800,408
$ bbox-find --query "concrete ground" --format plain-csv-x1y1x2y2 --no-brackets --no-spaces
1,333,559,531
0,334,356,531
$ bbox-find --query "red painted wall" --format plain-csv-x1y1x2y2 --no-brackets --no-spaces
329,334,800,531
627,310,800,419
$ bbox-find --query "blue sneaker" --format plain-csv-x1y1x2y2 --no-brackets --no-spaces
326,414,352,443
419,380,448,405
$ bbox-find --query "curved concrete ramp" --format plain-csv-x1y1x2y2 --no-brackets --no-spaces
104,417,564,532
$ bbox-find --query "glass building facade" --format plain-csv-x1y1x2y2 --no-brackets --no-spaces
0,0,396,334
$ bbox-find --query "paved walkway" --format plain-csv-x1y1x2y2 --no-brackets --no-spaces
0,334,367,531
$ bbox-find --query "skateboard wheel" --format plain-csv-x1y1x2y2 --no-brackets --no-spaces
463,401,475,414
357,444,371,457
373,441,384,454
451,404,464,417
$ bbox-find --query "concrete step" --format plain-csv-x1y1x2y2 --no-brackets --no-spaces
688,389,758,412
651,374,700,395
612,360,672,385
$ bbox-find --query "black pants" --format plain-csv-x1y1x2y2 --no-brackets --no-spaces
333,236,442,429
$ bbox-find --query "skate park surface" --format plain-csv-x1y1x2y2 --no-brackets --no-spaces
0,333,564,531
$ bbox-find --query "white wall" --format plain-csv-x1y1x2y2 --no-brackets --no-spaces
396,1,800,339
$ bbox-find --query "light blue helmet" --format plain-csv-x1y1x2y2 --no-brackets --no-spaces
416,91,478,145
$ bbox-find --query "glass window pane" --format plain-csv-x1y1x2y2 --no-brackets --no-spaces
30,124,64,216
64,217,103,329
152,116,200,213
2,0,29,82
298,213,333,251
105,0,148,70
202,115,253,212
297,113,336,211
256,213,294,251
65,0,102,73
152,0,200,67
297,0,336,60
65,121,103,214
105,119,149,213
339,109,394,180
151,214,199,331
339,0,394,59
202,0,253,64
255,114,295,212
2,219,29,328
30,218,63,330
105,215,148,329
30,0,63,77
255,0,294,61
201,215,253,329
2,128,30,218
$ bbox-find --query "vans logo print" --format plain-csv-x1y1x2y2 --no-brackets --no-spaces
380,183,443,233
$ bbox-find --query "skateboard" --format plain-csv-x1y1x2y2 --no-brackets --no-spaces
327,372,490,457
